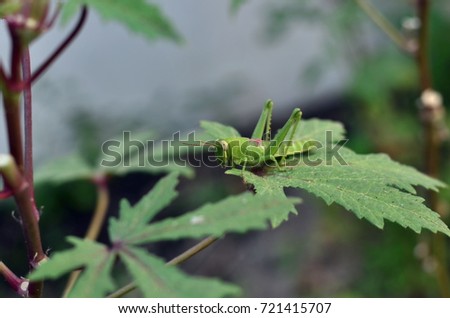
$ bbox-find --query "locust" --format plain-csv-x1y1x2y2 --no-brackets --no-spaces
208,100,313,170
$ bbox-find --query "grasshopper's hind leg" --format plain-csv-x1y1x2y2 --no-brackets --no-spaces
251,100,273,141
269,108,302,158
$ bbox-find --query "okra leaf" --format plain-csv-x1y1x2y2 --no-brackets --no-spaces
228,145,450,236
99,131,194,178
29,237,116,298
62,0,182,43
115,192,300,245
119,246,240,297
109,173,180,242
34,154,95,185
34,130,193,185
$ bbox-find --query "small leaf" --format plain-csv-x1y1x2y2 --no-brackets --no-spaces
100,153,193,178
118,192,300,245
109,173,180,242
34,154,94,185
35,136,193,185
62,0,182,42
99,133,194,178
29,237,115,297
120,246,240,297
200,120,241,140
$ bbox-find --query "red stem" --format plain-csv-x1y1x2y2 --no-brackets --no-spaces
0,188,14,199
0,261,29,297
22,48,39,220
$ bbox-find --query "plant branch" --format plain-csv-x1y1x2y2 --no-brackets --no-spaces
415,0,450,298
0,62,10,92
62,176,110,297
355,0,409,51
107,236,219,298
0,261,29,297
0,155,46,297
0,188,14,199
167,236,219,266
21,47,40,221
85,177,110,241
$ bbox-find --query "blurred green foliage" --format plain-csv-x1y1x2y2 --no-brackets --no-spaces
263,0,450,297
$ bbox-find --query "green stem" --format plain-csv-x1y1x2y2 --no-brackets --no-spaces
106,236,219,298
355,0,408,50
167,236,219,266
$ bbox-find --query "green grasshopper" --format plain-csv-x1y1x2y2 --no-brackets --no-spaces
209,100,313,170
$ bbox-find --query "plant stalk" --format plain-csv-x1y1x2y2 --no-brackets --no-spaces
354,0,408,51
107,236,219,298
416,0,450,297
62,177,110,297
0,155,46,297
0,261,29,297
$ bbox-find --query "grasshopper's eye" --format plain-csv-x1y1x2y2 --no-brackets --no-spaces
218,140,228,151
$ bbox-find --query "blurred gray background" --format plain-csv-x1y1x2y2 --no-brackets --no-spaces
0,0,346,166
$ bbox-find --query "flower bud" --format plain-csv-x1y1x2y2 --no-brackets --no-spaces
1,0,51,44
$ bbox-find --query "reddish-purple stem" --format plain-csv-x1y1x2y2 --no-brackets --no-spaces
0,262,28,297
0,188,13,199
22,48,39,220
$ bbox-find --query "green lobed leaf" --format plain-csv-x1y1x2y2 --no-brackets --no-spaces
115,192,300,245
62,0,182,42
35,130,193,185
229,146,450,236
34,154,95,185
119,246,240,297
109,173,180,242
29,237,115,297
99,131,194,178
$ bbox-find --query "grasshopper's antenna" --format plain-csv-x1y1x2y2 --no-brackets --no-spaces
181,141,217,147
